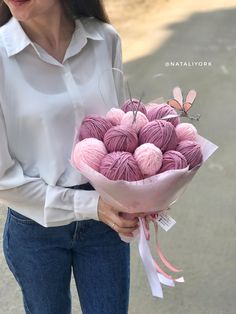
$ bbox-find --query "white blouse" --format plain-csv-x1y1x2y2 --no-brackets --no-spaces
0,16,124,227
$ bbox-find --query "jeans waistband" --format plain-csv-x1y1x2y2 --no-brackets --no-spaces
65,182,95,191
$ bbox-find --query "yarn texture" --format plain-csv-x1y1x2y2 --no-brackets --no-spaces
79,115,112,141
106,108,125,126
159,150,188,173
175,123,197,141
73,138,107,171
147,103,180,127
145,103,161,112
100,151,143,181
121,98,147,115
121,111,149,133
134,143,163,177
139,120,178,152
176,140,203,169
104,125,139,153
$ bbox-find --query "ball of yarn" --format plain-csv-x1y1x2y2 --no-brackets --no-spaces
158,150,188,173
121,98,147,115
106,108,125,126
104,125,138,153
147,103,180,127
79,115,113,141
175,123,197,142
134,143,163,177
100,151,143,181
121,111,149,133
176,140,203,169
145,102,162,112
139,120,178,152
73,138,107,171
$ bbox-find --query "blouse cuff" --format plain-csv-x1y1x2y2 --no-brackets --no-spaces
74,189,100,221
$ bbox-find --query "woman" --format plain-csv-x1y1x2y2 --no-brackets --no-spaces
0,1,142,313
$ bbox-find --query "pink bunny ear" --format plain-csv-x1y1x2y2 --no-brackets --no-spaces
173,86,183,105
167,99,182,111
186,89,197,103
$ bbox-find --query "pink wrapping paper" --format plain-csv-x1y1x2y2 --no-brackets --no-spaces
70,134,217,215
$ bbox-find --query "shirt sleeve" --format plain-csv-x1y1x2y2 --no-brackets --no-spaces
0,104,100,227
112,33,125,107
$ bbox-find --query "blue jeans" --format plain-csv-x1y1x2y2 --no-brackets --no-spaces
2,207,130,314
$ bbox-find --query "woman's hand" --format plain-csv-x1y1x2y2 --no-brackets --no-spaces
97,196,140,237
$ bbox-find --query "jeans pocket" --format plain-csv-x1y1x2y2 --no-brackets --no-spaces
8,208,37,225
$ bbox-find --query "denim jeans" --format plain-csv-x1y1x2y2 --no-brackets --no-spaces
2,206,130,314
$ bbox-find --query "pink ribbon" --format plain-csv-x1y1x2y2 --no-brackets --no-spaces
137,213,184,298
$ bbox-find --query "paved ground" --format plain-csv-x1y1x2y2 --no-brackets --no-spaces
1,1,236,313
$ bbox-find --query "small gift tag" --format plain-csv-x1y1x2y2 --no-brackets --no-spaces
156,212,176,232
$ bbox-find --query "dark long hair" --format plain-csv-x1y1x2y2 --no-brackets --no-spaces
0,0,110,27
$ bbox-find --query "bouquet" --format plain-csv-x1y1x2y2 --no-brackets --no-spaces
69,86,218,298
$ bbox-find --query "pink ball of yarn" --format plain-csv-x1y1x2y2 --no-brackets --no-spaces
73,138,107,171
121,98,147,115
100,151,143,181
106,108,125,126
147,103,180,127
145,103,162,112
121,111,149,133
139,120,178,152
79,115,113,141
134,143,163,177
176,140,203,169
158,150,188,173
175,123,197,142
104,125,138,153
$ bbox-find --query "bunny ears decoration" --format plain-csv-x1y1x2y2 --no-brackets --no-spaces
167,86,200,121
98,68,200,122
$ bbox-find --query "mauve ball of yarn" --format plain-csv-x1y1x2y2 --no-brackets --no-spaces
104,125,138,153
147,103,180,127
79,115,113,141
73,138,107,171
139,120,178,152
176,140,203,169
175,123,197,142
159,150,188,173
100,151,143,181
145,102,162,112
120,111,149,133
106,108,125,126
134,143,163,177
121,98,147,115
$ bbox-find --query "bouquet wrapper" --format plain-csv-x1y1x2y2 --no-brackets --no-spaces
70,134,218,298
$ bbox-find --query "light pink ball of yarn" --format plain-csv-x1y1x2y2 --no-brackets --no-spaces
106,108,125,126
121,111,149,133
175,123,197,142
73,138,107,171
134,143,163,177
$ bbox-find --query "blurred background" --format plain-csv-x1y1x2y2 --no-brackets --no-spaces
1,0,236,313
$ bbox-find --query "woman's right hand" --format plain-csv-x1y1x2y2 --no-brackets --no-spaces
97,196,140,237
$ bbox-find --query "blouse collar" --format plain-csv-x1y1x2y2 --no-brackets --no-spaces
0,16,104,58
